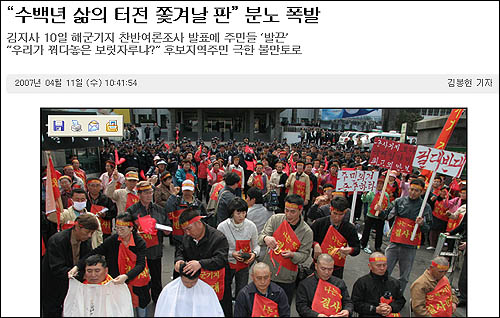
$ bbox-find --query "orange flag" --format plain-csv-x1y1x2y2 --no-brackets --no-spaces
421,109,464,179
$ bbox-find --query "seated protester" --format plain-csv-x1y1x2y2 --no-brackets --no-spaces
234,262,290,317
69,213,150,317
311,196,360,279
85,178,117,241
154,263,224,317
410,257,458,317
246,187,274,235
82,254,113,284
360,176,391,254
217,197,260,298
174,208,232,317
296,253,353,317
47,188,103,249
351,252,405,317
258,194,314,306
63,254,134,317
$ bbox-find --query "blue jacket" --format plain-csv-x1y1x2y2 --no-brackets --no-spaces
174,168,198,187
234,281,290,317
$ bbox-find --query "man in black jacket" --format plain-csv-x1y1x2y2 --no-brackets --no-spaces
85,177,117,240
311,196,360,279
215,172,240,226
127,181,171,304
234,262,290,317
41,214,99,317
351,252,406,317
296,253,353,317
175,208,232,316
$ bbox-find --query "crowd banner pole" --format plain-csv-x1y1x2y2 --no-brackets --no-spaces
374,172,390,216
410,169,437,241
349,191,357,224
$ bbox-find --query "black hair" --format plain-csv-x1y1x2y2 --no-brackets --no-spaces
285,194,304,206
331,195,349,212
228,197,248,217
71,188,86,197
179,262,201,279
247,187,264,204
85,254,107,268
179,207,201,226
224,172,241,186
410,178,426,188
116,212,138,232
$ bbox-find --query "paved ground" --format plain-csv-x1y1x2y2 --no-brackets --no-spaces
145,219,466,317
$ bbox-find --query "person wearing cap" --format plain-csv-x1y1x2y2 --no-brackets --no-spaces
296,253,353,317
105,169,140,215
72,159,87,185
227,155,245,198
258,194,314,305
410,256,458,317
360,177,391,254
175,208,232,316
311,196,360,279
59,175,75,209
285,160,311,207
215,172,241,226
63,164,86,190
165,179,208,275
175,158,198,188
374,178,432,292
145,155,162,178
100,160,125,194
351,252,405,317
155,262,224,317
248,161,271,194
234,262,290,317
47,188,103,249
42,214,99,317
217,197,260,298
85,177,117,241
70,213,151,317
127,181,171,305
154,171,174,208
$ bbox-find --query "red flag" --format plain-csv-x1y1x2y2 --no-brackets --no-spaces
245,145,254,154
252,293,279,317
114,149,126,165
140,170,147,180
46,153,63,231
421,109,464,179
164,143,170,150
245,160,255,171
324,157,329,170
284,162,290,176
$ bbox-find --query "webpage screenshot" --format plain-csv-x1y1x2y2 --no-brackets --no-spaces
1,1,498,317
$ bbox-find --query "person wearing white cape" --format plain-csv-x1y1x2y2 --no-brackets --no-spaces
154,263,224,317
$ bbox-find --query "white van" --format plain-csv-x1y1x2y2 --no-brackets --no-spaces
338,131,358,145
363,131,401,150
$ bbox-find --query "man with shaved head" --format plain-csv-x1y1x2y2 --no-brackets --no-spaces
296,253,353,317
410,256,458,317
234,262,290,317
351,252,405,316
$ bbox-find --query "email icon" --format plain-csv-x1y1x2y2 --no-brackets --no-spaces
88,120,99,132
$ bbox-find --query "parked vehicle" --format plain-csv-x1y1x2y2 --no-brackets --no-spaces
363,131,402,150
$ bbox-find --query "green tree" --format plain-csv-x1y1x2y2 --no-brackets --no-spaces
396,111,423,134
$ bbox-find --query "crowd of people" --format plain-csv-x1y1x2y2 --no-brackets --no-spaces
41,132,467,317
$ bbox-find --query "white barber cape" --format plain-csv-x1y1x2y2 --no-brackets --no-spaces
63,278,134,317
154,277,224,317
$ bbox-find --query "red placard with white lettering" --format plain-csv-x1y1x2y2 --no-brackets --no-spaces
369,138,417,174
